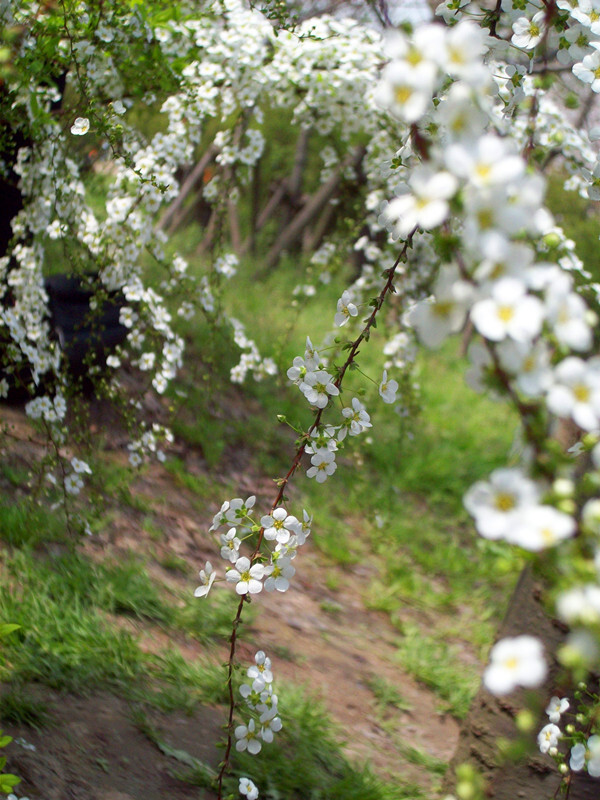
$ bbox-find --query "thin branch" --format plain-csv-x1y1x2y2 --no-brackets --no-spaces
156,144,219,233
215,231,415,798
263,146,365,271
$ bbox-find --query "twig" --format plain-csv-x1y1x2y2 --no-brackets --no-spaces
215,231,415,798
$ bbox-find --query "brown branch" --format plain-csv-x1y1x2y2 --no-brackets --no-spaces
156,144,219,233
262,146,366,271
227,197,242,254
216,231,415,798
303,198,337,254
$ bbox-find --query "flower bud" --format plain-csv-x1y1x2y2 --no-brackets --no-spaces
543,232,560,248
517,710,535,732
553,478,574,498
557,499,576,515
456,781,475,800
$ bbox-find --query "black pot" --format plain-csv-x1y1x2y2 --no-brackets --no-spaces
0,273,129,403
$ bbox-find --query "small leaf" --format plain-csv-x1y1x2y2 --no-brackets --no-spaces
0,774,21,792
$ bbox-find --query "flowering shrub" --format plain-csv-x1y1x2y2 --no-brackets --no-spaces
3,0,600,797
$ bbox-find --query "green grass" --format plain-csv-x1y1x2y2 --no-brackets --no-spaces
0,501,69,548
0,547,230,695
366,674,412,716
0,686,50,729
396,741,447,777
395,625,479,719
545,172,600,281
228,685,402,800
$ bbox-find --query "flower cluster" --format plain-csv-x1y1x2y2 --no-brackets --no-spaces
286,335,399,482
535,688,600,779
235,650,282,756
373,16,600,712
196,494,312,602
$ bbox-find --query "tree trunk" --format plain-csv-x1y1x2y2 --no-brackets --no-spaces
446,567,599,799
262,145,365,271
156,144,218,233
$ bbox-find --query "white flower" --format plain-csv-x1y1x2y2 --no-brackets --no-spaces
297,509,312,546
379,369,398,404
306,450,337,483
441,20,489,83
235,718,261,754
129,451,143,468
334,290,358,327
209,500,230,531
546,357,600,432
260,715,282,742
483,635,547,695
573,44,600,92
260,507,301,544
300,370,339,408
71,457,92,474
220,528,241,562
194,562,216,599
496,339,552,398
470,278,544,343
303,337,320,370
545,280,592,352
342,397,372,436
139,352,155,371
239,777,259,799
508,505,576,551
287,356,309,385
589,735,600,777
264,555,295,592
512,12,545,50
570,742,587,771
65,473,84,495
408,264,472,348
376,60,434,123
70,116,90,135
446,135,524,188
546,696,569,723
464,468,540,540
571,0,600,33
382,168,458,238
556,584,600,625
306,425,339,452
538,723,562,754
225,495,256,525
226,557,265,595
247,651,273,690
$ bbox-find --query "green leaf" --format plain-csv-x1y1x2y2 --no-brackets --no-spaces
0,623,20,638
0,736,12,748
0,774,21,792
